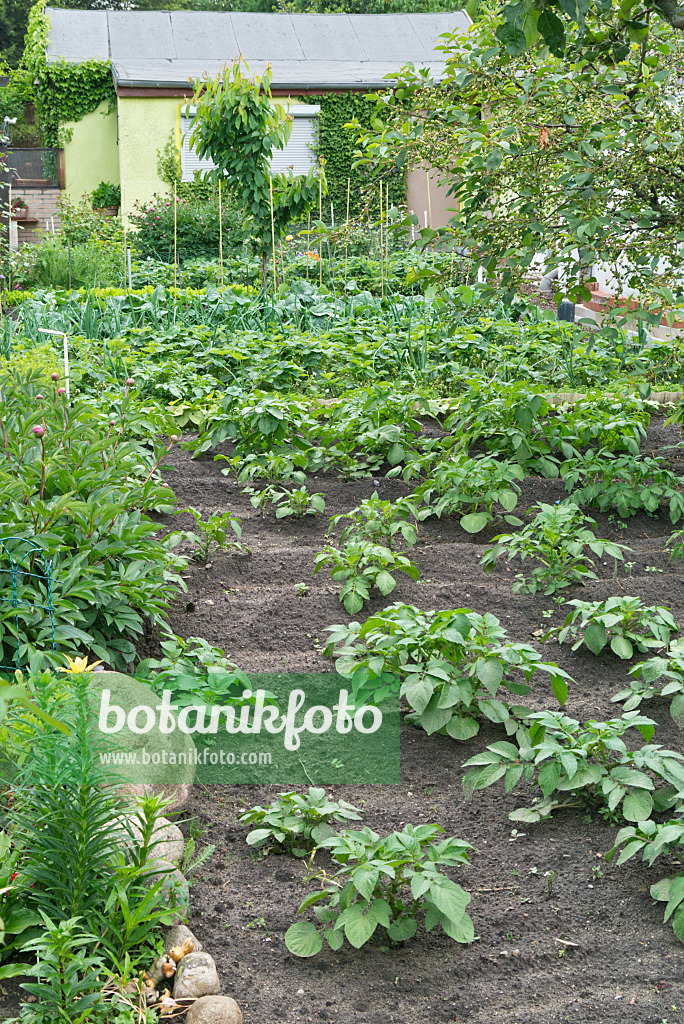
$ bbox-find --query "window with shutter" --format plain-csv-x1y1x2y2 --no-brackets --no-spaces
180,105,320,183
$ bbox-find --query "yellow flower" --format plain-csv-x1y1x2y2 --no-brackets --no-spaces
286,234,293,242
57,655,104,674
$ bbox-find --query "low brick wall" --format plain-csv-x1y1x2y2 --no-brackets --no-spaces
12,187,61,246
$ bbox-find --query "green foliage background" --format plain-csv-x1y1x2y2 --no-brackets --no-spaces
302,92,405,218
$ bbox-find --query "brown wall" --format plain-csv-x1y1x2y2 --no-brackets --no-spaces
11,187,61,246
406,166,456,230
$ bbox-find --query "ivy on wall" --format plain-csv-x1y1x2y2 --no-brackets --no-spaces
298,92,405,219
24,2,115,147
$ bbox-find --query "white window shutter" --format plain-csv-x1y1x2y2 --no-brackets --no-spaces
180,106,319,183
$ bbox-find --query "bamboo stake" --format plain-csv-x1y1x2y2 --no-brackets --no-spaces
121,181,128,292
218,179,224,287
173,180,178,295
379,181,384,300
269,175,277,291
344,177,350,283
306,211,310,281
318,174,323,288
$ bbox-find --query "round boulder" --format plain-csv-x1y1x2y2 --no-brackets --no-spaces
173,952,220,1000
186,995,243,1024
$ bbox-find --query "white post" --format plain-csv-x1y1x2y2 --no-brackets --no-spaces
330,203,334,227
38,328,70,399
127,247,132,289
424,210,428,229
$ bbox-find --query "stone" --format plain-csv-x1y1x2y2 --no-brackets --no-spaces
127,816,185,864
88,672,196,797
118,782,192,814
185,995,243,1024
147,859,190,924
173,952,221,1000
164,923,202,954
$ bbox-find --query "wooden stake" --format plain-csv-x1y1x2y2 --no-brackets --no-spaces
426,170,432,229
269,175,277,291
318,174,323,288
307,211,310,281
173,180,178,294
379,181,384,299
218,179,224,287
344,177,350,282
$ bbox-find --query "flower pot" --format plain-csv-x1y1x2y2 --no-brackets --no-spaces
12,206,28,220
94,206,119,217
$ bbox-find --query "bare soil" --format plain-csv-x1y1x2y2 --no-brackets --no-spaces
156,419,684,1024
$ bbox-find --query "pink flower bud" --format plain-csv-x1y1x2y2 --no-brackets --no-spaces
126,377,136,387
51,372,59,381
33,425,45,438
36,394,44,401
170,434,179,443
57,387,66,395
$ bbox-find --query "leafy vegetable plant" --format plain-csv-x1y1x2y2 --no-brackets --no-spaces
561,450,684,522
463,710,684,824
314,542,419,614
329,494,421,549
172,506,247,561
285,825,474,956
607,819,684,942
481,502,629,594
238,787,362,856
417,455,524,534
325,604,572,740
611,639,684,728
543,597,677,659
135,633,253,708
270,486,325,519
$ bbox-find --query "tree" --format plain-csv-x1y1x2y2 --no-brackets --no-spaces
358,14,684,329
189,59,324,286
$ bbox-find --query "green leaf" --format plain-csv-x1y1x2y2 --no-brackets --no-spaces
340,905,377,948
446,716,480,741
387,917,418,942
610,635,633,660
285,922,323,957
584,621,607,655
460,512,489,534
622,789,653,822
325,928,344,950
375,570,396,596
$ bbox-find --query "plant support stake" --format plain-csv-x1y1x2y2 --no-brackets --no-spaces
269,175,277,291
218,178,224,287
344,177,350,282
173,179,178,294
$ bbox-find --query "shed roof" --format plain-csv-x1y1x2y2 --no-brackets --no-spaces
45,8,470,91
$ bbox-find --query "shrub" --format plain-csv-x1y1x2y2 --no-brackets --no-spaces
91,182,121,209
0,367,185,669
129,193,248,263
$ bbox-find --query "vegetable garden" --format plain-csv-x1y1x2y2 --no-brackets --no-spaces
1,259,684,1023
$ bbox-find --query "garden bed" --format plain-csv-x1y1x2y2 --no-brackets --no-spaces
132,419,684,1024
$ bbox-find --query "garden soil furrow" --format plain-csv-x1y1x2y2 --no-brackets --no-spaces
142,425,684,1024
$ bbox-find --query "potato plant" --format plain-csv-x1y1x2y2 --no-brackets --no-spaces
416,454,524,533
612,640,684,728
325,604,572,739
238,787,362,856
561,450,684,522
543,597,677,659
313,542,419,614
607,820,684,941
463,710,684,824
329,494,422,549
285,825,474,956
481,502,630,594
170,506,247,561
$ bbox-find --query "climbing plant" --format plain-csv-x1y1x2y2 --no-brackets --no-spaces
24,2,115,147
299,92,405,219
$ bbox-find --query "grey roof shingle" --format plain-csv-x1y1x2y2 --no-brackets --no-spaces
45,8,469,89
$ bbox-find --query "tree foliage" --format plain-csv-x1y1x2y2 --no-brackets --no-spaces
189,60,324,284
359,15,684,325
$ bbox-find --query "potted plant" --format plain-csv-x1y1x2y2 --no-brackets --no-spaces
10,197,28,220
91,181,121,217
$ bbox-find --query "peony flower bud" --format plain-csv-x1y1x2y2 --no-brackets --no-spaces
170,434,179,443
33,425,45,438
51,372,59,381
57,387,66,395
36,394,44,401
126,377,135,387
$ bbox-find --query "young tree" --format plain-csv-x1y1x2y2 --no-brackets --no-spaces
358,15,684,329
189,59,324,286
